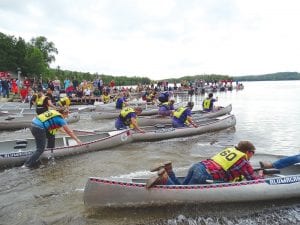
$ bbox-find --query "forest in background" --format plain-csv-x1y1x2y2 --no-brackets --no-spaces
1,32,299,85
233,72,300,81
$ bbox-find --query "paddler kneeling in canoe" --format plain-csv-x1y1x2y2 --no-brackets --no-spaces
146,141,264,188
115,107,145,133
172,101,198,128
23,108,82,169
158,98,175,117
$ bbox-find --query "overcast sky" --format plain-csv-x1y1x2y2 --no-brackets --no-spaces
1,0,300,79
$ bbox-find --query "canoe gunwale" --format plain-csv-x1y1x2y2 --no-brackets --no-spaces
83,173,300,207
87,176,266,190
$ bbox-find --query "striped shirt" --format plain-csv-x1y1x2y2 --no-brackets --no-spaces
201,158,263,182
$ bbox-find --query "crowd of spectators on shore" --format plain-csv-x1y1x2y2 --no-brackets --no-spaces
0,75,242,104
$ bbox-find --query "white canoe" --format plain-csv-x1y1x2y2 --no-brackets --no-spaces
0,112,80,131
192,104,232,118
0,114,35,131
0,129,132,169
94,101,151,111
91,102,188,120
83,163,300,207
138,104,232,126
91,108,159,120
131,114,236,142
0,105,95,115
65,112,80,123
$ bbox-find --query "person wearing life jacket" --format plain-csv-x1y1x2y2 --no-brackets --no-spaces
101,91,111,104
158,98,175,117
115,93,128,109
146,91,157,105
23,109,82,168
115,107,145,133
30,88,56,115
202,93,218,112
57,96,71,110
158,91,170,104
146,141,264,188
172,101,198,128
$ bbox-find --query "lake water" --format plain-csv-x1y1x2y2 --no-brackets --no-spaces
0,80,300,225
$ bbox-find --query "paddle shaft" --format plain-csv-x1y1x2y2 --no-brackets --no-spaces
253,167,280,175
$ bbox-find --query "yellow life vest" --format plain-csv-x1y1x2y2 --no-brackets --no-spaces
203,98,211,110
160,102,172,110
58,97,71,107
173,106,189,124
37,110,63,134
146,93,155,101
120,107,135,126
103,95,110,103
211,147,246,171
36,96,46,106
37,110,62,122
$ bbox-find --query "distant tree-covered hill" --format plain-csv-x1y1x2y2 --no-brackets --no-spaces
233,72,300,81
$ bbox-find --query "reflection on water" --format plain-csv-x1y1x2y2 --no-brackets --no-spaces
1,81,300,225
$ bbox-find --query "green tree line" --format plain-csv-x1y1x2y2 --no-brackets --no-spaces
44,68,151,86
233,72,300,81
165,74,233,84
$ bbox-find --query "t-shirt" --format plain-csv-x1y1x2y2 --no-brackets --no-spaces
32,116,67,130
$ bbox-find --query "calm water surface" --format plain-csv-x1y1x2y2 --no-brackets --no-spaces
0,80,300,225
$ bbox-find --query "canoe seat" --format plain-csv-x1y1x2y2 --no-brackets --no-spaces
155,124,165,129
16,140,28,145
63,138,77,147
14,143,27,149
67,139,77,146
5,116,15,121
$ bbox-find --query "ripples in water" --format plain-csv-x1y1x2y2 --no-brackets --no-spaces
84,200,300,225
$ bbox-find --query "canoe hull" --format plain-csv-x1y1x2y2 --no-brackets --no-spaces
132,115,236,142
91,108,160,120
0,112,80,131
0,115,33,130
138,104,232,126
84,170,300,207
0,130,132,169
